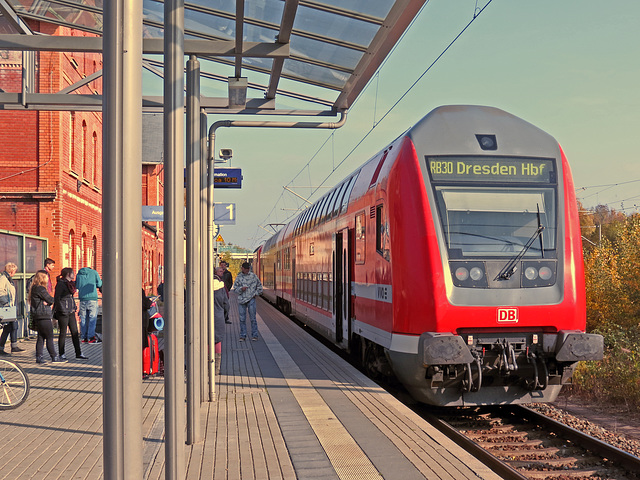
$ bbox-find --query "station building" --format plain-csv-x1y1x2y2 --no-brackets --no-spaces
0,22,164,297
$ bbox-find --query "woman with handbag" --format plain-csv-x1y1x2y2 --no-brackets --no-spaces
0,262,23,355
54,268,87,360
29,270,66,364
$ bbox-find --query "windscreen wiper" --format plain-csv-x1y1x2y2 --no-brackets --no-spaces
495,205,545,281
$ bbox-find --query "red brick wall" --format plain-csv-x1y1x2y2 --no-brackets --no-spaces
0,23,163,286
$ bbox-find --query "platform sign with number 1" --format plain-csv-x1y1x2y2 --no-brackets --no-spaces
214,203,236,225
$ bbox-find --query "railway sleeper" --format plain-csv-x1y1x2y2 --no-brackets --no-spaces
523,468,612,480
488,446,563,457
465,430,530,442
475,439,546,449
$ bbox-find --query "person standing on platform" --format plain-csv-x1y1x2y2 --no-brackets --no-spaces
0,262,23,355
220,261,233,324
29,270,66,364
213,267,229,374
54,268,87,360
43,257,55,294
232,262,262,342
76,266,103,343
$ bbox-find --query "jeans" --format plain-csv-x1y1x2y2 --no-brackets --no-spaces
0,321,17,348
238,297,258,339
79,300,98,340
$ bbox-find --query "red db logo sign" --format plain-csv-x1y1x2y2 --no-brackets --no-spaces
497,307,519,323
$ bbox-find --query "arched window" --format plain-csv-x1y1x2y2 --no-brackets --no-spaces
92,236,98,270
70,112,76,171
82,120,88,179
92,131,98,185
81,233,87,268
69,230,75,270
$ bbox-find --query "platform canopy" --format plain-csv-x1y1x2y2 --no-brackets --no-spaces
0,0,426,113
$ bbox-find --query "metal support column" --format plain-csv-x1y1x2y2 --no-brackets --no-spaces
102,0,143,479
207,122,215,401
164,0,186,477
200,110,209,403
186,54,202,444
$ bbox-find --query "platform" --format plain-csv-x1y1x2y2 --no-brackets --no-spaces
0,297,501,480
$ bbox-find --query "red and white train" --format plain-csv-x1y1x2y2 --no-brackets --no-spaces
253,105,603,406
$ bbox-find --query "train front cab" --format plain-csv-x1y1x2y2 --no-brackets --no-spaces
384,107,603,406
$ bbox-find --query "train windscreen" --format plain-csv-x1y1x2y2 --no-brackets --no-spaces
426,156,557,259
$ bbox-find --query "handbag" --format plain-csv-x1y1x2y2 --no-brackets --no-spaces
30,297,51,319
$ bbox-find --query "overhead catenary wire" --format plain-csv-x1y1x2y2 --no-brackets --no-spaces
251,0,495,248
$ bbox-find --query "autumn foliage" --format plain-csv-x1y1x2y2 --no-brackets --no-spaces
571,203,640,409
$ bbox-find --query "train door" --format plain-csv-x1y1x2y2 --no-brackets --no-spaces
334,228,351,348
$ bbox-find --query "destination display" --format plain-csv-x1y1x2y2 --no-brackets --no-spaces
426,156,555,183
213,168,243,188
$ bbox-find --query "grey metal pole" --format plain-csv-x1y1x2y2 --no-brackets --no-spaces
200,110,209,403
186,54,202,444
164,0,186,477
207,125,215,401
103,0,143,478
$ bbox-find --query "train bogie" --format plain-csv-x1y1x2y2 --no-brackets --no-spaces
255,105,603,407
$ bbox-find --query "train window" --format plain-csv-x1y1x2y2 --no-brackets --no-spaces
339,175,358,214
284,247,290,270
314,196,328,227
330,182,347,217
323,189,339,221
307,203,320,231
376,204,390,261
303,273,308,303
323,272,329,310
355,212,366,264
309,242,315,256
276,250,281,270
328,272,333,313
302,205,313,232
435,187,556,258
318,195,331,223
294,215,303,236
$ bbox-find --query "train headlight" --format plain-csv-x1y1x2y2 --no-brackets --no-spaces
451,262,488,288
455,267,469,281
524,266,538,280
539,266,553,280
521,261,556,287
470,267,484,281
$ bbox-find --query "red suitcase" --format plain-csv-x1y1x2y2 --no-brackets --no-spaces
143,333,159,375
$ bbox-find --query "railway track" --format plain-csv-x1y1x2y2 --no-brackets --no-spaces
418,404,640,480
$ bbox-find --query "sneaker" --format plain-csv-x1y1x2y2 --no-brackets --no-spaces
36,357,47,364
11,345,25,352
53,356,68,363
239,337,246,342
251,337,258,342
76,354,88,360
88,337,98,344
81,338,88,343
58,354,68,361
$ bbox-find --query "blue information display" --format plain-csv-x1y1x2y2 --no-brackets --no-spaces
214,168,243,188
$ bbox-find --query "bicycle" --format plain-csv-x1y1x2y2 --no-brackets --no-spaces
0,358,30,409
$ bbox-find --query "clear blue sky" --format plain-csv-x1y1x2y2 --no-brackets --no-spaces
197,0,640,249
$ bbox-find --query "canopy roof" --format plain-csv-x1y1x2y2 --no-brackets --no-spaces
0,0,426,113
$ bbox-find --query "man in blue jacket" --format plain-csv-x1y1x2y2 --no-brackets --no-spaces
76,267,103,343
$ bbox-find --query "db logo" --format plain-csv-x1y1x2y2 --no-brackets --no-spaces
497,307,519,323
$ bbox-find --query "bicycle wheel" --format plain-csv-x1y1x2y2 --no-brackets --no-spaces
0,359,30,409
